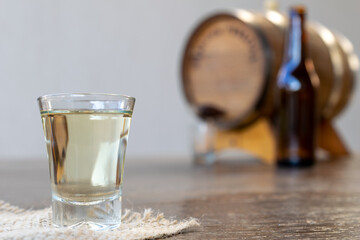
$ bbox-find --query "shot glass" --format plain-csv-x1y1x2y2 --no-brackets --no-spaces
37,93,135,229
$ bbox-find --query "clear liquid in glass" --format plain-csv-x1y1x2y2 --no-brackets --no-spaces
41,110,131,229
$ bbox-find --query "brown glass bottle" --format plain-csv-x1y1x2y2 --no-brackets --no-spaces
275,6,318,167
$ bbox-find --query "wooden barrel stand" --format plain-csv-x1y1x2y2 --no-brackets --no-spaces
195,118,349,165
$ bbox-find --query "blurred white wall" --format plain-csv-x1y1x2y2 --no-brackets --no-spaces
0,0,359,160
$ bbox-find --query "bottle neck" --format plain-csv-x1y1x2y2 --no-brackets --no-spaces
285,9,307,67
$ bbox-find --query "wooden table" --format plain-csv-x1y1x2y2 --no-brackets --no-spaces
2,157,360,239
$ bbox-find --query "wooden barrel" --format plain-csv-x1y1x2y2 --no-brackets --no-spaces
181,9,357,129
324,32,358,119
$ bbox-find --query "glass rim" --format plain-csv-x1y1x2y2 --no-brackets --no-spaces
37,93,136,103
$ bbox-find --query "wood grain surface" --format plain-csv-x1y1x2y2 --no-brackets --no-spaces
1,157,360,239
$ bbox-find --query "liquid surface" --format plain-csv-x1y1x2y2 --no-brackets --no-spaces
41,111,132,203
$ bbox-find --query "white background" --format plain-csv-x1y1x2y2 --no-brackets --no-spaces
0,0,359,160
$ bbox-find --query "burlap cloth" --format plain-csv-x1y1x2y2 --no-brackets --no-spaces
0,201,200,240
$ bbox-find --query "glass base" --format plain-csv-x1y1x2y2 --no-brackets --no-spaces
52,195,122,230
194,152,216,166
